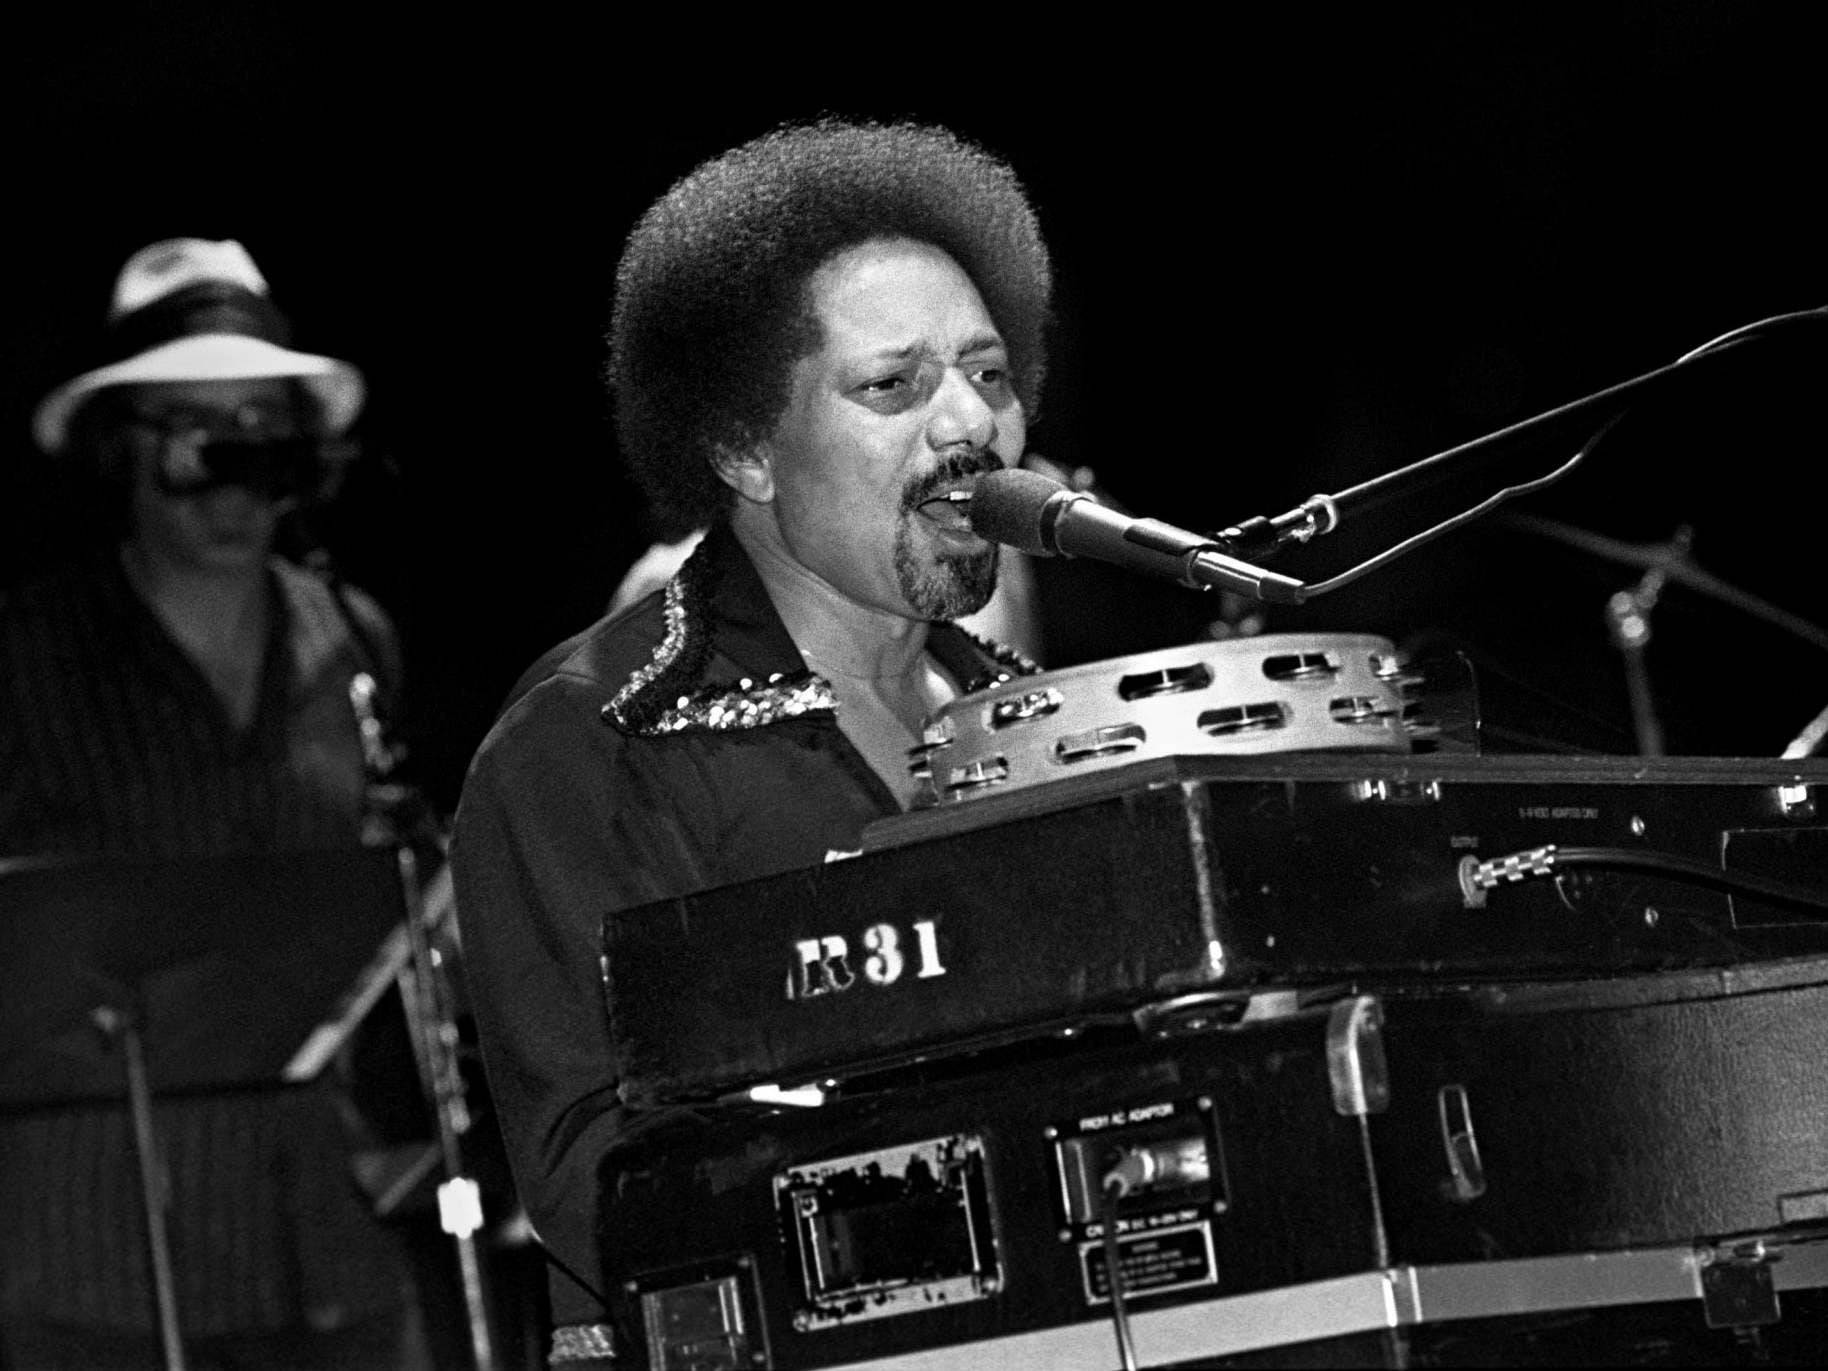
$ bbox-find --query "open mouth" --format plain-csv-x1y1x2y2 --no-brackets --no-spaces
914,488,976,534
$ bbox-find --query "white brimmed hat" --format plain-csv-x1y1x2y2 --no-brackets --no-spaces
31,238,365,454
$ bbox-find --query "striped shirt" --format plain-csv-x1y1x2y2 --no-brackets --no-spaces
0,551,412,1336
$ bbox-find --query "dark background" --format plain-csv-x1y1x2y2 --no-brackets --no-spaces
4,6,1823,813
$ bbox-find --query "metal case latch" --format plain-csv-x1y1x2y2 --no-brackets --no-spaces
1699,1239,1781,1329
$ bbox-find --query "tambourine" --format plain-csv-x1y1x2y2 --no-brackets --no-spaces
910,633,1424,805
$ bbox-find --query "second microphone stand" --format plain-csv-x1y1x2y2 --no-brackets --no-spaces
346,669,498,1371
310,543,500,1371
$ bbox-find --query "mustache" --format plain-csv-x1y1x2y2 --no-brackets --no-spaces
902,448,1006,512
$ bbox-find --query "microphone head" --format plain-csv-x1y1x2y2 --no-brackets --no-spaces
967,465,1068,555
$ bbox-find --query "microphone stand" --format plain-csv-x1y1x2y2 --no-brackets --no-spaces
1212,307,1825,576
1601,526,1691,758
368,778,499,1371
92,999,188,1371
314,556,499,1371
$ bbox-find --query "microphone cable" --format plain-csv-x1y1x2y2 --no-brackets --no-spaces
1295,412,1623,600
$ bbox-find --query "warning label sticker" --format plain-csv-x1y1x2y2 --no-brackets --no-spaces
1078,1220,1218,1306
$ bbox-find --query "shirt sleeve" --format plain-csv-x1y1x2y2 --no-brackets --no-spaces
449,671,717,1324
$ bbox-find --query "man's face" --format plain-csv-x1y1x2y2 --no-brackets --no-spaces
758,238,1027,620
120,376,304,573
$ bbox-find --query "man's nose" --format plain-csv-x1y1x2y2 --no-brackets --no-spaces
156,432,212,487
926,368,997,450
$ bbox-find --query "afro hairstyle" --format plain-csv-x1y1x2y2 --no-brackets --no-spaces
606,118,1053,533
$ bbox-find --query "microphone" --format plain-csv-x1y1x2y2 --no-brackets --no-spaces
969,467,1308,605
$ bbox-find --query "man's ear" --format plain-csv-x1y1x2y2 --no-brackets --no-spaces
711,444,775,504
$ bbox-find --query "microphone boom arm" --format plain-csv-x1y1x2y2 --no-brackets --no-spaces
1214,306,1826,568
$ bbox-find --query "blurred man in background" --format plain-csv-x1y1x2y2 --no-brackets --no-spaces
0,238,425,1369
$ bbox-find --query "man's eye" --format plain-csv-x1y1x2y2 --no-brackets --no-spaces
856,373,922,412
973,366,1015,399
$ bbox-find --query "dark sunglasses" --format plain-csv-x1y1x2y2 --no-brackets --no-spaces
152,436,323,500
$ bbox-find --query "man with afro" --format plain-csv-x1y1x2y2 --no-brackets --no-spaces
452,118,1056,1367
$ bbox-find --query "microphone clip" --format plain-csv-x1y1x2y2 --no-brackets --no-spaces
1212,495,1340,561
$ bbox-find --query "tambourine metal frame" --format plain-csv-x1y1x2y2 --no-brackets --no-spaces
911,634,1427,806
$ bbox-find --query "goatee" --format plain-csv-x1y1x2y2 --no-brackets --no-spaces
895,535,999,620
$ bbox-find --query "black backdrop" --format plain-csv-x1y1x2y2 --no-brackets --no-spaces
5,7,1823,812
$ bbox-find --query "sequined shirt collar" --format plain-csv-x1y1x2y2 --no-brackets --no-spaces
601,525,1036,739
